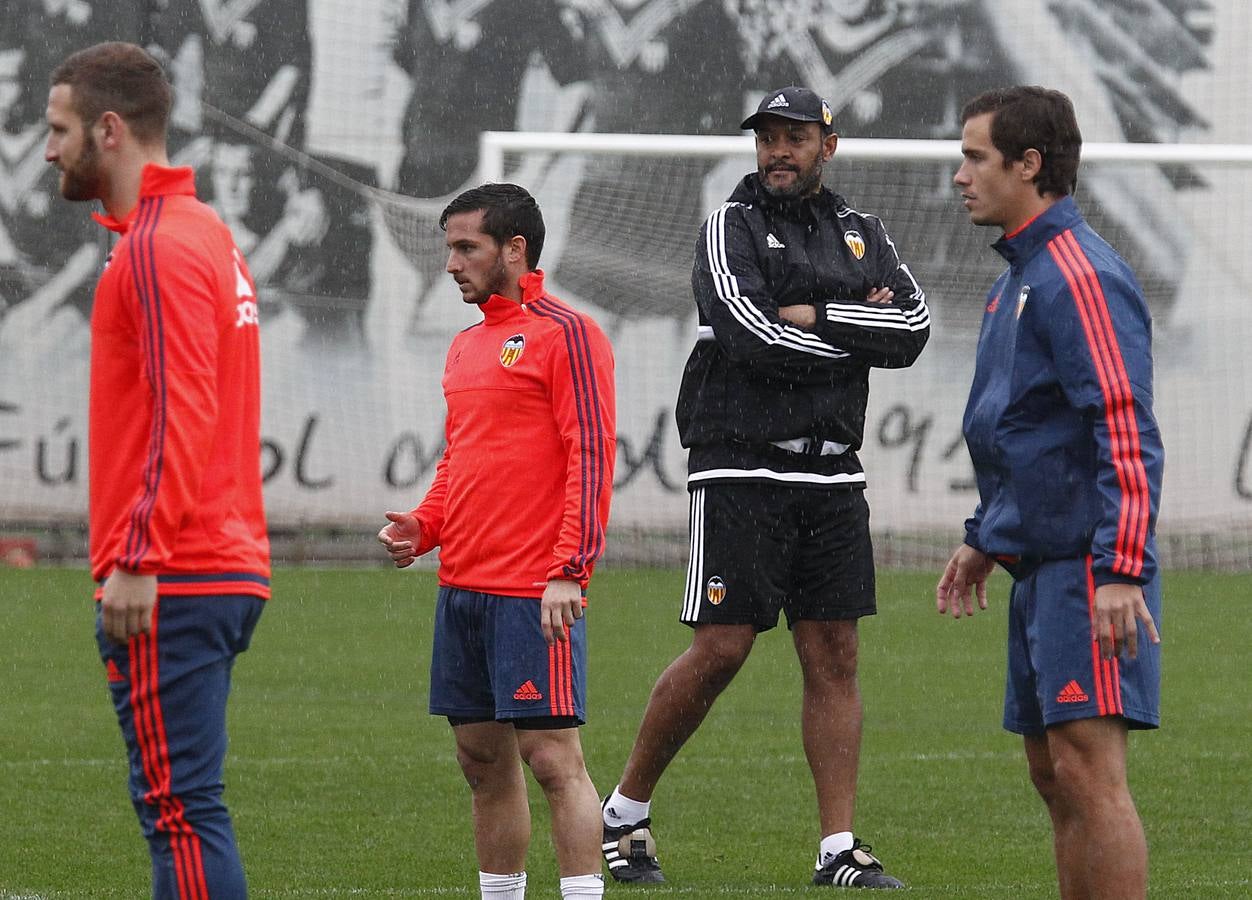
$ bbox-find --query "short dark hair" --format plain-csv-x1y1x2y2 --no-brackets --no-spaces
960,86,1081,197
50,42,172,144
439,183,546,269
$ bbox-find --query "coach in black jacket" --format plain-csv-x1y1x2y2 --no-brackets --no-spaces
679,168,928,481
601,86,928,890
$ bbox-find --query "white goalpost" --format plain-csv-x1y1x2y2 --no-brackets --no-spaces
474,130,1252,569
480,131,1252,179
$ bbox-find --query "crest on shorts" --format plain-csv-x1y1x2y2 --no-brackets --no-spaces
706,576,726,605
843,230,865,260
499,334,525,367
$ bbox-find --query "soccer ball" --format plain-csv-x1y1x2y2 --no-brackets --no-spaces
618,826,657,860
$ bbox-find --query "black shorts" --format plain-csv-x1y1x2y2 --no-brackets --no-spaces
680,483,876,631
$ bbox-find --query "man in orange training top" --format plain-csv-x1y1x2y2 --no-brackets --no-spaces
378,182,616,900
47,42,270,897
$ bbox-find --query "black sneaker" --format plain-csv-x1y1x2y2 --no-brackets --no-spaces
812,840,903,889
601,799,665,883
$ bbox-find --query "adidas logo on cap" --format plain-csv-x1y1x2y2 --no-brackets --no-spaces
766,93,789,109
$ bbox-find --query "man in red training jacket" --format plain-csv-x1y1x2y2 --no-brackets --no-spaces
378,182,616,900
46,42,270,897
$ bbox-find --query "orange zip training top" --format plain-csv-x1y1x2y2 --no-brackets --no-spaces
89,164,270,599
413,271,615,597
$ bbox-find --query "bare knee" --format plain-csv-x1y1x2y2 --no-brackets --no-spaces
813,649,859,684
1039,719,1132,816
1049,745,1130,808
519,735,588,794
1028,751,1063,808
794,620,859,684
455,738,511,790
685,626,755,687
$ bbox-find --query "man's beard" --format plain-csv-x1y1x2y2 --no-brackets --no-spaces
760,159,824,200
466,253,511,304
59,133,103,202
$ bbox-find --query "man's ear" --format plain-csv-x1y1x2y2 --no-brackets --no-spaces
507,234,527,265
1019,148,1043,183
822,132,839,162
96,110,125,150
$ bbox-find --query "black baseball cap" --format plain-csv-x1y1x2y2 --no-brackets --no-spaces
740,86,835,133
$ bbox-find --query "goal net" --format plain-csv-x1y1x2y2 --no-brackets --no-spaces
3,124,1250,571
452,131,1252,570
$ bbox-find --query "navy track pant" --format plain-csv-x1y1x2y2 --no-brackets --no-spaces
96,594,264,898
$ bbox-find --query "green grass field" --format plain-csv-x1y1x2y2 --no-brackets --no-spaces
1,567,1248,897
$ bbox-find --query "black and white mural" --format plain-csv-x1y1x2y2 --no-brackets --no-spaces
1,0,1248,552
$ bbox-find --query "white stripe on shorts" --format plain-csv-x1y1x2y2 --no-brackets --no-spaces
681,488,705,622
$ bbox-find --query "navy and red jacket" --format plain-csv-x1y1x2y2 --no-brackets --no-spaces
962,196,1164,587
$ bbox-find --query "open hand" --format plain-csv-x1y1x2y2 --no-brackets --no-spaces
377,510,422,568
936,544,995,618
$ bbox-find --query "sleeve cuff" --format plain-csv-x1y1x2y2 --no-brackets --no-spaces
413,513,439,556
1091,570,1148,589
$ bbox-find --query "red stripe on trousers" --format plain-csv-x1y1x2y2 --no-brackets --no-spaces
186,818,208,900
548,640,559,716
128,603,209,899
560,635,573,715
1110,650,1124,715
1104,657,1120,715
129,632,164,821
1084,560,1109,716
144,606,198,900
1085,558,1124,717
548,633,573,716
555,637,566,716
1048,234,1149,577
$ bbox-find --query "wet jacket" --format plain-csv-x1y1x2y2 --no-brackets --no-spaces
412,271,616,597
962,196,1163,586
677,173,929,487
89,165,270,599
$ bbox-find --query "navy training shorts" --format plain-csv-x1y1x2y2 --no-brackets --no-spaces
429,586,586,725
1003,556,1161,735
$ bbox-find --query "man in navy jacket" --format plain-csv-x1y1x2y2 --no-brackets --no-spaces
938,86,1163,900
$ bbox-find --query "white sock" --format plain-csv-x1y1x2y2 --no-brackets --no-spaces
480,871,526,899
602,785,650,827
817,832,855,868
559,873,604,898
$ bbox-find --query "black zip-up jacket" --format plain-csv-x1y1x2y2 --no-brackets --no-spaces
677,174,929,487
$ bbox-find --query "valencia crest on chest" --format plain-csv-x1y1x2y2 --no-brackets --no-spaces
843,230,865,260
499,333,525,368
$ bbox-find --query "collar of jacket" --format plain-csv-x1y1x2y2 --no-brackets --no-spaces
479,268,548,324
991,194,1084,269
730,173,842,223
91,164,198,235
